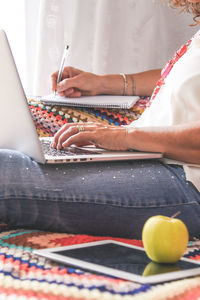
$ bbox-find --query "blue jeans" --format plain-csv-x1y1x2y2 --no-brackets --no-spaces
0,149,200,239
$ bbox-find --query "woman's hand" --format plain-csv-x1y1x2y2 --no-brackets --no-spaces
51,67,162,98
51,67,102,98
51,122,129,151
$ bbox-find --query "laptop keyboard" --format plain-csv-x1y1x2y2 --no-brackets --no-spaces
41,139,103,157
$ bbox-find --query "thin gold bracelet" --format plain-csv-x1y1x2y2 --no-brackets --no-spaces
131,75,136,96
120,73,127,96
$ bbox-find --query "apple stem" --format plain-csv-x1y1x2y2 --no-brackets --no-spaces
170,211,181,219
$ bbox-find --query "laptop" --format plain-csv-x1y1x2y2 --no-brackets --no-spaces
0,29,163,164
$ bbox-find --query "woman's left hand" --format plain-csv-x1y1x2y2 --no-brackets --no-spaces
51,122,129,151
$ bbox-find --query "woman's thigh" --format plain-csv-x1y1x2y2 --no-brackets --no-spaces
0,149,200,238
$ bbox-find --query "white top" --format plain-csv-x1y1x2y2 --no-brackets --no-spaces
130,30,200,192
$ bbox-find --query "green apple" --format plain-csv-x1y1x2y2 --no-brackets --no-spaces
142,261,180,276
142,214,189,263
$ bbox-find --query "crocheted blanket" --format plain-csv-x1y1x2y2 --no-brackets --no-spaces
0,225,200,300
28,97,150,136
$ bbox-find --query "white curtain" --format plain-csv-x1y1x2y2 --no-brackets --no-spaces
0,0,40,94
0,0,197,96
24,0,41,95
0,0,26,85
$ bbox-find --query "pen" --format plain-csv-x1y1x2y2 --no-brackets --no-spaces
54,44,69,96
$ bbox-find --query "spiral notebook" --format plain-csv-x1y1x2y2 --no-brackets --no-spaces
41,94,140,109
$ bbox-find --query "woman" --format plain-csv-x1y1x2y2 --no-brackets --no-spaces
1,0,200,239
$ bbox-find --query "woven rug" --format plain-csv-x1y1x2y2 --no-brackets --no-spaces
28,97,150,137
0,225,200,300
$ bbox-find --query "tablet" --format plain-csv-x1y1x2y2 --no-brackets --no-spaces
33,240,200,284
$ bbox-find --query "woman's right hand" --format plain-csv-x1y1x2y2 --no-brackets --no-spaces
51,66,102,98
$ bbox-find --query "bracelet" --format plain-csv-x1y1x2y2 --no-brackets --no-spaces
120,73,127,96
131,75,136,96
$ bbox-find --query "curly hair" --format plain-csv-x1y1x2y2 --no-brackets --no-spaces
168,0,200,24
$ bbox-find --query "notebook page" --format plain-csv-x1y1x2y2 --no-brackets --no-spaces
41,94,140,109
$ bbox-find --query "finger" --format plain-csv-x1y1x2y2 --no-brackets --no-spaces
62,66,73,78
61,88,75,97
64,90,82,98
52,123,79,147
51,67,72,92
73,142,93,147
59,124,110,149
57,77,79,93
83,123,109,129
52,122,105,148
58,91,65,97
62,66,81,78
57,124,99,149
57,125,80,149
62,132,96,148
57,89,74,97
52,122,91,147
51,71,59,91
74,141,93,147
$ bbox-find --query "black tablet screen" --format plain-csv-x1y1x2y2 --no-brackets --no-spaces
53,243,199,277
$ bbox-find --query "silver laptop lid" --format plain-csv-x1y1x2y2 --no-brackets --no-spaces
0,29,45,163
